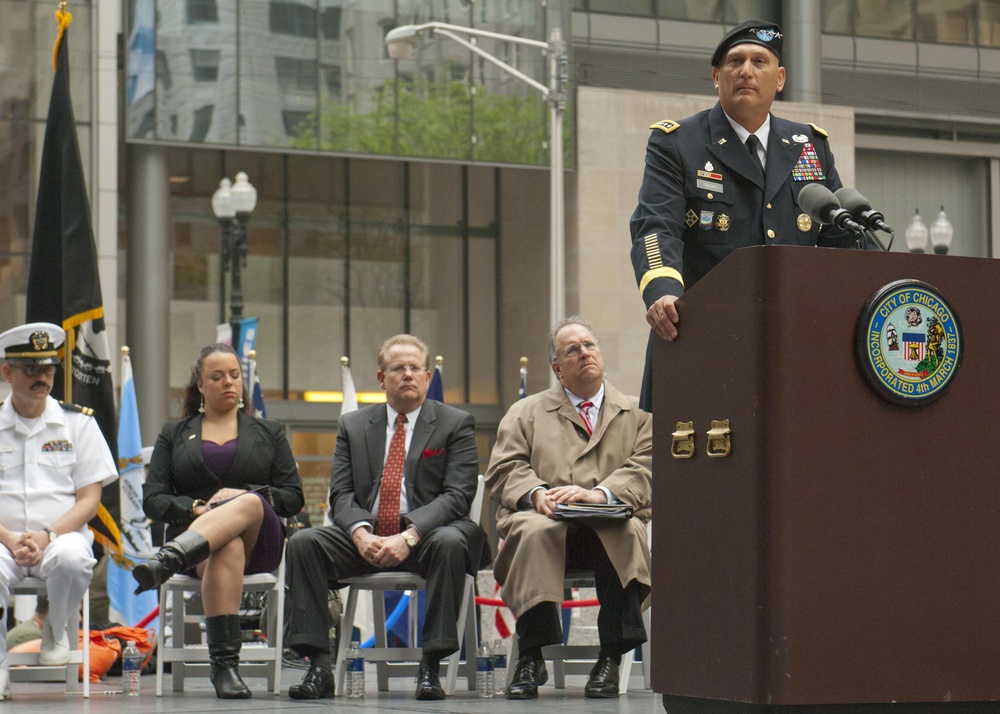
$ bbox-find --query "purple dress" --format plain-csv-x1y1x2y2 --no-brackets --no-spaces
202,439,284,574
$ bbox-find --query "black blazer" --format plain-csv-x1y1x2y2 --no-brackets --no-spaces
144,411,304,540
330,399,490,570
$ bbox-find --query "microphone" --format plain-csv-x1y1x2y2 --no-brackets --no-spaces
798,183,865,233
834,187,894,234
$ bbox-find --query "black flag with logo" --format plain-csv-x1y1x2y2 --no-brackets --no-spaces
26,13,122,559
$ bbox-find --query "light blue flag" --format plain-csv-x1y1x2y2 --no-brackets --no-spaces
108,350,158,630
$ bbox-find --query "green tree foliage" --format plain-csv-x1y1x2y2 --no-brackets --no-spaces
288,75,569,167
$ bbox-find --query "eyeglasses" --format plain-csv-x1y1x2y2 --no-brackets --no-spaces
562,341,600,358
387,364,426,376
14,364,57,377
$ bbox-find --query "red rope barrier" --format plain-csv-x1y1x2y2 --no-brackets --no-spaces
475,596,599,609
135,605,159,629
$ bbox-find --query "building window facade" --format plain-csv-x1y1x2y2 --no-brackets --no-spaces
154,148,501,406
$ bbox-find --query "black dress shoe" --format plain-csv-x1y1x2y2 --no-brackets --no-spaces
584,656,620,699
505,654,548,700
288,664,335,700
414,664,446,700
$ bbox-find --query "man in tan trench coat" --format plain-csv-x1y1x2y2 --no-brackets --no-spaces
486,317,652,700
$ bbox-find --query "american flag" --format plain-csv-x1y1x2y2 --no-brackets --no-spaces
902,333,926,362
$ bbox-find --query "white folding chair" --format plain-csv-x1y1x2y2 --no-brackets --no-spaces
155,551,285,696
505,522,653,693
7,577,90,698
334,475,485,695
505,571,640,692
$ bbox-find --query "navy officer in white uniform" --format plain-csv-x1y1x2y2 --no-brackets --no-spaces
0,322,117,700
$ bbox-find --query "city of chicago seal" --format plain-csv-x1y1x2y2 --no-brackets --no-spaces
856,280,962,406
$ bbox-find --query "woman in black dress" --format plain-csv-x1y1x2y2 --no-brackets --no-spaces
133,343,303,698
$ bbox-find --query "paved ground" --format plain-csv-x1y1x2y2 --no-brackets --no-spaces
7,572,650,712
7,666,662,713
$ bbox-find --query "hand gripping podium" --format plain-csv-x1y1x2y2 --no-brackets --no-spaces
651,246,1000,714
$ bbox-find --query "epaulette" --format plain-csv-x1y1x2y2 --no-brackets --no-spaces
59,401,94,416
807,123,829,138
650,119,680,134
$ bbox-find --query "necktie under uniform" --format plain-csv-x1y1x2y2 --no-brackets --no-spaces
375,413,407,536
578,401,596,437
745,134,765,177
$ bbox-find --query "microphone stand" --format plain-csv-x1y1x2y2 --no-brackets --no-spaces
864,227,893,252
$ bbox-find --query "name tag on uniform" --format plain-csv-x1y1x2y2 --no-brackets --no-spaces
697,179,723,193
0,446,12,453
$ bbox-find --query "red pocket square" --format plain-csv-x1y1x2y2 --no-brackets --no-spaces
422,447,445,458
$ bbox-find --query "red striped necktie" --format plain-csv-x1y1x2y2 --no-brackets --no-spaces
375,413,407,536
578,401,595,437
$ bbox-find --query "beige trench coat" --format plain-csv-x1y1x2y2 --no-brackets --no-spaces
485,382,652,617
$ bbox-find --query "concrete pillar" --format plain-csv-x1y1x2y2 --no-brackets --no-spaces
783,0,822,104
126,144,171,445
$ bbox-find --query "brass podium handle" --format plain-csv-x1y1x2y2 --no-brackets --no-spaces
671,421,695,459
706,419,732,458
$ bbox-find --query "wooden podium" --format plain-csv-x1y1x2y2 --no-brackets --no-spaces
651,246,1000,713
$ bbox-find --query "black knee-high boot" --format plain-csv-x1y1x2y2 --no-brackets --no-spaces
132,530,210,594
206,615,252,699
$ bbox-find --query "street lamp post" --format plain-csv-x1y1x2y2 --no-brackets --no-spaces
211,172,257,346
385,22,568,347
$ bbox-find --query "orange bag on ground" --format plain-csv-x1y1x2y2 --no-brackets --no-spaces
9,631,119,682
101,625,156,671
9,626,154,682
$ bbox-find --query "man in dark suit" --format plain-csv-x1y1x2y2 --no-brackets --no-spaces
630,19,862,410
285,334,488,701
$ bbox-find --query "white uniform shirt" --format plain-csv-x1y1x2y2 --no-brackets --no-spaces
0,396,117,535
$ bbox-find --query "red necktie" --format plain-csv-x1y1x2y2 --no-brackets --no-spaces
375,413,407,536
578,401,595,437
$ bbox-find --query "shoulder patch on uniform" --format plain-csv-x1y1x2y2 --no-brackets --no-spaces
59,401,93,416
650,119,680,134
807,123,829,138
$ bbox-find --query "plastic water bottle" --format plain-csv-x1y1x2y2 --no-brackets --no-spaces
346,640,365,698
476,642,494,698
122,640,143,696
490,638,507,695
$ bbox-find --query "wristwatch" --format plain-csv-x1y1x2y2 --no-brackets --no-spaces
400,531,417,548
42,527,56,544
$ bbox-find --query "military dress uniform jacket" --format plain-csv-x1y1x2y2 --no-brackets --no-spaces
629,102,856,409
485,382,652,617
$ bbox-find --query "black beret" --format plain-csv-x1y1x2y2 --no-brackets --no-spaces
711,20,783,67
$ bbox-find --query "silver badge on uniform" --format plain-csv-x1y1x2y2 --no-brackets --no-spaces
793,134,808,143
